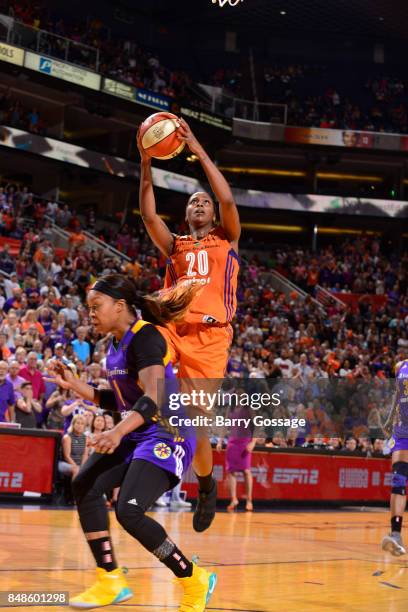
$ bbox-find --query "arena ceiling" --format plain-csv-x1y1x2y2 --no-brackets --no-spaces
145,0,408,41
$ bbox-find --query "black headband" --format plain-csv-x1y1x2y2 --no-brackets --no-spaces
91,280,124,300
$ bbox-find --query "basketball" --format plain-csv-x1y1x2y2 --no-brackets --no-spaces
139,112,185,160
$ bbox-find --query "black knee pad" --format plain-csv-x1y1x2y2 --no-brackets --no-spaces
115,498,145,533
115,498,168,553
392,462,408,496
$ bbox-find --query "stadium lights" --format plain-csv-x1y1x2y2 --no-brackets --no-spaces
218,167,306,177
239,224,380,236
241,223,304,232
218,167,383,182
317,172,383,182
318,228,381,236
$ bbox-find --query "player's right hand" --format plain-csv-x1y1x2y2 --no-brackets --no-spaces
137,126,152,162
46,360,75,390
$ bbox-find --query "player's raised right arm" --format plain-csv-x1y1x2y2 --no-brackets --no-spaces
138,131,174,257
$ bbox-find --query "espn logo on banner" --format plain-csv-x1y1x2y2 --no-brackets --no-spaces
0,471,23,489
272,468,319,485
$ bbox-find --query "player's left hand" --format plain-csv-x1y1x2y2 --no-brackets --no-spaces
91,430,122,454
176,117,203,155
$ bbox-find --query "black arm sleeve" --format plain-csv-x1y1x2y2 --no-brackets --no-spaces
126,324,167,376
94,388,118,411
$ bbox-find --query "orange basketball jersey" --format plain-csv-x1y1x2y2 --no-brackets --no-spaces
164,226,240,324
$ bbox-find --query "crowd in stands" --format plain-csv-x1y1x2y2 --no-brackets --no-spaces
5,0,194,102
210,68,243,96
273,240,408,298
0,182,406,457
3,1,408,135
260,432,386,456
220,236,406,446
0,91,46,135
264,63,408,133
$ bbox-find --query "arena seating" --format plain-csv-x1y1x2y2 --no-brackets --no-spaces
0,181,405,454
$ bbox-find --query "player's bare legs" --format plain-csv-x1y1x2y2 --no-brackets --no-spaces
227,472,238,511
193,437,213,477
382,449,408,556
244,468,253,511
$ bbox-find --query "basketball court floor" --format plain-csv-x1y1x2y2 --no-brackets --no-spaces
1,507,407,611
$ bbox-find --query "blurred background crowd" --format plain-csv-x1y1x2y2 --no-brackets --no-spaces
0,181,405,460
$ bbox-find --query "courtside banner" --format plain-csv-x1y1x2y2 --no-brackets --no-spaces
0,41,24,66
183,451,392,502
0,433,57,494
24,51,101,91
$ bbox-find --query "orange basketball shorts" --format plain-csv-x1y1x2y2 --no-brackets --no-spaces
157,321,233,380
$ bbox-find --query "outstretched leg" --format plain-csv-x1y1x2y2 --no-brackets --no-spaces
69,447,134,608
116,459,217,611
382,451,408,556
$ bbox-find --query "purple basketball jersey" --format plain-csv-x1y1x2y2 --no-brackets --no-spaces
106,320,196,479
393,361,408,439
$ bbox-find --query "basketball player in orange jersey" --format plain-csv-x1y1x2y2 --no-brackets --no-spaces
138,117,241,532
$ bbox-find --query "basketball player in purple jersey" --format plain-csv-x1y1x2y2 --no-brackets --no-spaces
382,359,408,556
48,274,217,610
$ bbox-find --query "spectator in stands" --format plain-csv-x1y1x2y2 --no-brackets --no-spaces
357,435,373,455
46,198,59,220
327,436,342,451
19,352,45,427
103,412,114,430
21,309,45,335
0,360,15,422
72,327,91,365
0,244,15,274
60,296,79,326
90,413,105,436
14,381,42,428
27,108,40,133
7,360,26,398
53,342,70,365
57,204,72,228
87,362,104,387
44,384,66,430
342,436,358,453
61,393,97,433
274,349,293,378
59,414,89,479
372,438,385,456
0,332,12,360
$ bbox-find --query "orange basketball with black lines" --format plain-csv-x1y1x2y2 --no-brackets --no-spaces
139,112,185,160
